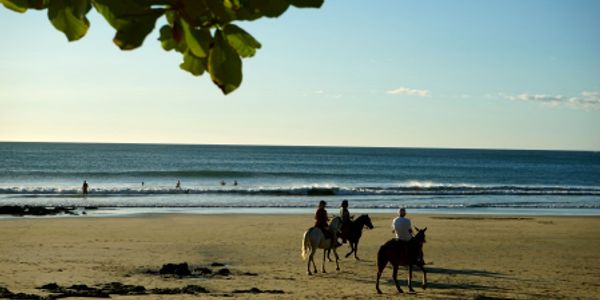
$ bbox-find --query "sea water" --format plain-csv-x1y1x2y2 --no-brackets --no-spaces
1,142,599,215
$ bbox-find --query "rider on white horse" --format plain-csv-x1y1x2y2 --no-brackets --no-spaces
314,200,337,243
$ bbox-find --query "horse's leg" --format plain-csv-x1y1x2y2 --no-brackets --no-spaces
418,264,427,289
376,249,387,294
376,268,383,294
354,240,360,260
345,241,354,258
307,247,315,275
392,265,403,293
333,248,340,271
321,249,327,273
326,249,332,262
408,264,415,292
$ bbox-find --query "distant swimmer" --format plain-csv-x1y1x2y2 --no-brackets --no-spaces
82,180,89,195
142,181,144,186
233,180,238,186
176,180,181,189
220,180,226,186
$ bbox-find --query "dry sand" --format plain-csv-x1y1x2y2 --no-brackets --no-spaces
1,213,599,299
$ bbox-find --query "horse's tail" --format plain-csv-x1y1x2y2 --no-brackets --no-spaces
301,228,311,260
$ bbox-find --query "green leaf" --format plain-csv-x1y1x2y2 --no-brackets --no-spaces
177,0,215,27
208,30,242,95
71,0,90,17
158,25,175,51
47,0,90,41
1,0,28,12
249,0,289,18
93,0,164,50
289,0,323,8
180,51,206,76
158,24,187,53
229,0,290,20
180,18,210,58
223,24,261,58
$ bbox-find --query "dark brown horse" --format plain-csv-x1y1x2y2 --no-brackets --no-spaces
375,227,427,294
339,214,374,260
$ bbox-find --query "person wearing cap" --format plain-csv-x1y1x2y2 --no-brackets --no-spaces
392,208,413,241
339,200,351,243
314,200,335,241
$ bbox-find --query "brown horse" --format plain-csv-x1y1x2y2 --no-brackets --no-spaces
375,227,427,294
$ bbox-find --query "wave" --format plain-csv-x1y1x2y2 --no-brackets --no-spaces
1,183,599,196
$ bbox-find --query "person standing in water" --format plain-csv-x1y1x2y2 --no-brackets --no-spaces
176,180,181,189
82,180,89,195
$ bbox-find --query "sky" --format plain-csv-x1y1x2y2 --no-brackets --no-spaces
1,0,599,150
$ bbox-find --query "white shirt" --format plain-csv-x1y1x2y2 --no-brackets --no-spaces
392,216,413,241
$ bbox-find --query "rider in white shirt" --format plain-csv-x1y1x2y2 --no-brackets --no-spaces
392,208,413,241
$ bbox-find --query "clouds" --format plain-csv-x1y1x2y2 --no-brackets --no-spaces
507,91,600,109
387,87,431,97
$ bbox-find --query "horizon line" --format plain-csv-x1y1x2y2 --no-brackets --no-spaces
0,140,598,153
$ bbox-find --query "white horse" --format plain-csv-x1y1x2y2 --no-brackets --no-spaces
301,217,342,275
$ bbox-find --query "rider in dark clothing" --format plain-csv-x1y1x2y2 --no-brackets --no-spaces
314,200,335,240
339,200,351,243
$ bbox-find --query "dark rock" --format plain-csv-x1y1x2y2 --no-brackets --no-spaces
159,263,191,276
210,262,225,267
195,267,213,275
9,292,44,299
181,285,209,294
68,284,94,291
216,268,230,276
39,283,61,292
151,288,182,295
0,287,14,298
99,282,146,295
242,272,258,276
0,206,77,216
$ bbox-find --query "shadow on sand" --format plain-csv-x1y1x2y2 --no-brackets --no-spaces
426,267,508,278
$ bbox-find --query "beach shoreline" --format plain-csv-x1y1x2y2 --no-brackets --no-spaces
1,213,599,299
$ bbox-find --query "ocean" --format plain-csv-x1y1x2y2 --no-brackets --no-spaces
1,142,599,216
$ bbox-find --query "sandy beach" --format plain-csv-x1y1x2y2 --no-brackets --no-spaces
1,213,599,299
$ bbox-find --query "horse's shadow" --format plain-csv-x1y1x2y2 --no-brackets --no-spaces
426,267,508,278
377,266,511,293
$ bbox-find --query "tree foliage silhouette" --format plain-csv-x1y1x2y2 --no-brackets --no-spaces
1,0,324,94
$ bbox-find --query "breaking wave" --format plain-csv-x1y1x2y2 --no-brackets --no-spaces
1,182,599,196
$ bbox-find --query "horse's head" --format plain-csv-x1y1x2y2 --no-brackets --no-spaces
358,214,374,229
414,226,427,243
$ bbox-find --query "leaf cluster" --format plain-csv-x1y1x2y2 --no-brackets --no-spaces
1,0,323,94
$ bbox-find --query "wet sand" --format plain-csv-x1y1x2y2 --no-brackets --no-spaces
1,213,599,299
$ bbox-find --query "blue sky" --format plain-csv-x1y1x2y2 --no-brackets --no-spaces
1,0,599,150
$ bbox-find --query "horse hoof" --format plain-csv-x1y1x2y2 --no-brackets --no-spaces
336,267,340,271
376,290,382,294
355,257,360,261
409,288,415,293
307,272,312,276
422,284,427,290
